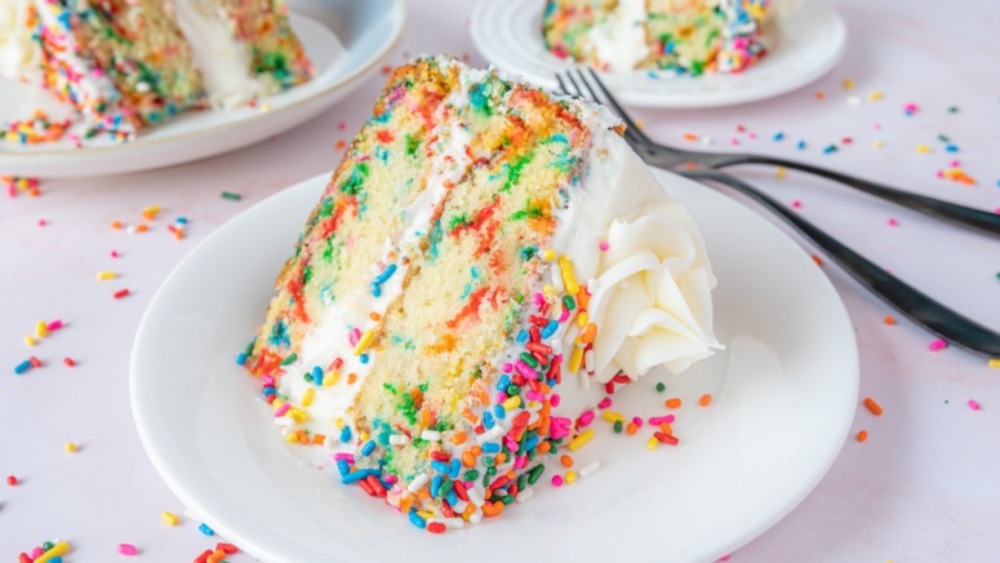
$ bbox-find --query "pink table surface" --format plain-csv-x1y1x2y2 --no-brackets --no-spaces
2,0,999,561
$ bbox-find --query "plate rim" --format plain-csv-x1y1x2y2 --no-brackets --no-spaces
130,169,860,562
469,0,848,108
0,0,407,160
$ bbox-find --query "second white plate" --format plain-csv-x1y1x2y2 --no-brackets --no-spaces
470,0,846,108
0,0,406,178
131,169,858,562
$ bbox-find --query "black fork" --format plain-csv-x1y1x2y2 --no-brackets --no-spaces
557,69,1000,358
558,69,1000,238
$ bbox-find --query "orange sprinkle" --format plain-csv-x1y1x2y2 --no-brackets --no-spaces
481,501,504,517
537,440,551,454
369,312,381,321
110,220,123,230
815,91,826,100
683,132,699,142
312,434,326,444
296,430,309,444
494,452,506,465
347,372,358,385
665,397,682,409
461,451,476,467
659,423,673,435
625,422,638,435
811,254,824,266
579,323,598,344
135,224,150,233
698,393,713,407
470,445,482,455
560,454,574,467
856,430,869,442
884,315,896,325
335,140,346,150
863,397,883,416
450,431,467,445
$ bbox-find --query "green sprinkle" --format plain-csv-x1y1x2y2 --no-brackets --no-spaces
221,191,242,201
613,420,623,433
519,352,539,369
280,353,297,366
527,463,545,484
498,494,515,505
464,469,479,481
562,295,576,310
506,384,521,396
655,382,666,392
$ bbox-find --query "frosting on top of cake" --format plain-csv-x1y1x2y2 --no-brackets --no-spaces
0,0,41,81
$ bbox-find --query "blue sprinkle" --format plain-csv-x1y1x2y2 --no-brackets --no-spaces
371,284,382,298
547,378,557,388
361,439,376,456
483,411,494,430
430,475,443,498
360,353,370,364
236,352,247,366
341,469,371,484
524,436,539,451
797,140,807,150
946,144,959,153
773,132,785,141
408,509,427,529
176,216,189,224
494,404,506,420
337,459,350,476
49,557,61,563
199,523,215,536
430,460,451,474
450,458,461,478
14,360,31,375
446,489,459,506
340,426,353,443
481,442,501,454
516,330,529,344
496,374,510,391
262,387,276,396
541,320,559,339
374,263,398,285
312,365,323,379
822,144,838,154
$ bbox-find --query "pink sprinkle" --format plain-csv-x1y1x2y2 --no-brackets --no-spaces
597,397,612,410
38,219,47,227
873,123,881,130
599,241,609,252
748,132,757,140
551,475,564,487
46,320,63,331
950,159,961,168
505,438,519,452
338,122,347,130
551,393,561,408
261,375,275,386
514,360,535,378
888,218,899,227
348,328,361,347
928,339,948,351
502,362,513,373
384,474,398,484
514,455,527,469
118,543,138,556
578,410,595,427
273,403,291,417
736,124,746,133
730,138,740,147
791,200,803,209
31,547,44,558
632,416,644,428
968,399,981,411
648,415,676,425
550,425,570,439
495,392,508,403
111,250,120,258
533,292,545,308
717,555,731,562
334,453,355,462
525,390,542,402
558,308,571,322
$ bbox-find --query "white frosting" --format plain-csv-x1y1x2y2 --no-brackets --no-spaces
0,0,41,81
170,0,263,109
551,117,721,384
585,0,651,72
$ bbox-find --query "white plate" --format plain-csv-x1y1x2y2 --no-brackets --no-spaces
131,169,859,563
470,0,846,108
0,0,405,178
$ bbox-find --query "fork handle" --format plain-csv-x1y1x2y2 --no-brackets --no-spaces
682,169,1000,357
712,155,1000,238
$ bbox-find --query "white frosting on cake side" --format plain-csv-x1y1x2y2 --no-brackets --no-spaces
584,0,651,72
170,0,264,109
0,0,41,81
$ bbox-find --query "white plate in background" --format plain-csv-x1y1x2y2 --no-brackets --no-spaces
470,0,846,108
0,0,405,178
131,169,858,563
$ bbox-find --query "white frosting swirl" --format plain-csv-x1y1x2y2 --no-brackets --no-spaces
0,0,41,81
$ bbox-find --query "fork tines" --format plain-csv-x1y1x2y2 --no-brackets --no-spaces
555,69,655,148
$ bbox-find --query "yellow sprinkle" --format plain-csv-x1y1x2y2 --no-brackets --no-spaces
261,104,272,113
866,91,884,102
568,346,584,373
141,205,161,221
417,510,434,519
542,284,555,298
601,411,625,423
576,311,589,328
24,334,36,347
565,471,577,484
634,119,645,130
301,388,316,407
324,370,340,386
96,270,116,281
35,321,48,338
567,428,594,452
872,140,885,149
334,417,345,429
775,166,787,179
646,437,659,451
360,431,369,441
542,248,556,261
33,542,70,563
354,329,375,355
915,144,932,154
65,441,77,453
558,256,580,295
503,396,522,411
747,3,764,19
272,398,285,410
288,408,308,423
286,432,298,443
161,511,179,526
842,78,854,91
988,358,1000,369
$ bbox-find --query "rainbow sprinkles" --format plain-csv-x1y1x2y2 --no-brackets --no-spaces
241,56,722,532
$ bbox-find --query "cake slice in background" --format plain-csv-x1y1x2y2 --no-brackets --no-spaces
243,56,720,531
543,0,769,75
0,0,313,142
